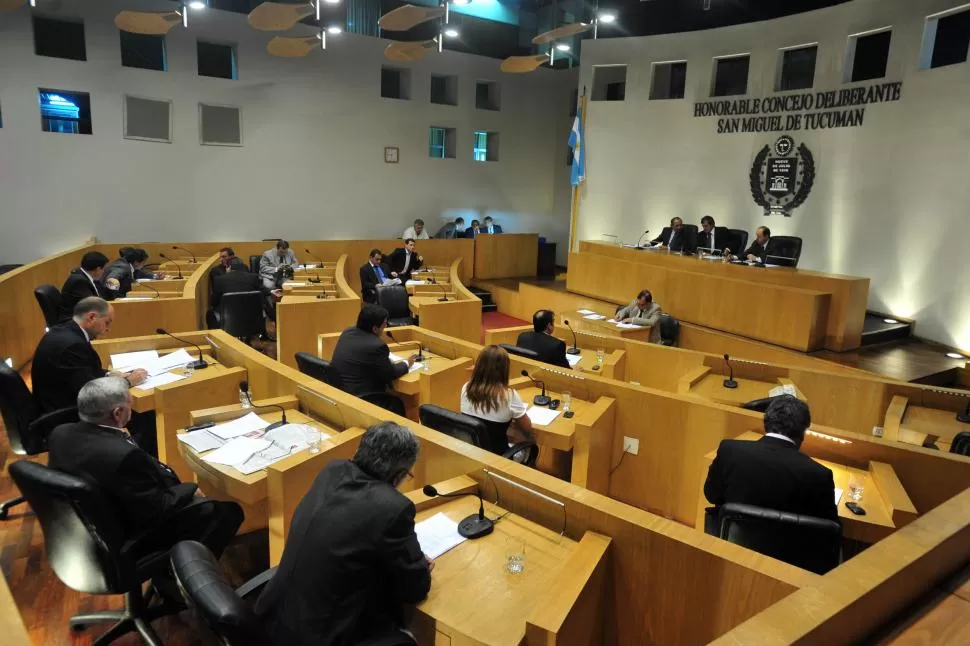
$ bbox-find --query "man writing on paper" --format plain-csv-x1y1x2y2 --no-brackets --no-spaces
257,422,431,646
387,239,424,284
101,248,160,299
332,304,413,396
615,289,663,343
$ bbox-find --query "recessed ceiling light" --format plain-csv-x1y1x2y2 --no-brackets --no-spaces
556,43,570,51
946,352,965,359
327,25,342,34
883,318,899,324
444,28,459,38
324,0,341,4
598,13,617,24
188,1,206,9
452,0,471,5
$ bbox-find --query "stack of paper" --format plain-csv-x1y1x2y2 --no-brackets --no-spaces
117,296,152,301
615,322,640,329
565,353,583,367
405,280,427,286
282,281,306,287
415,512,466,559
177,430,226,453
834,488,843,505
111,350,159,372
526,406,562,426
583,314,607,320
209,412,271,440
135,372,188,391
576,309,596,315
202,437,271,467
389,353,424,374
140,349,196,376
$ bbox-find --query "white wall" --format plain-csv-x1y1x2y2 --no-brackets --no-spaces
576,0,970,350
0,0,576,263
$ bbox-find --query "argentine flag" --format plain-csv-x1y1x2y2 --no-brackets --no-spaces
568,114,585,186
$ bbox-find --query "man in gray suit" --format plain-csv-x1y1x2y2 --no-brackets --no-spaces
259,239,299,289
615,289,663,343
434,217,465,240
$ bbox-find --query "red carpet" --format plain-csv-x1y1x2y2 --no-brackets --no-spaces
481,312,528,344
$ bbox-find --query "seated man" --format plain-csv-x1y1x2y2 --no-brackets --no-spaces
48,377,243,596
615,289,663,343
101,248,157,299
434,216,465,240
208,263,273,330
465,219,481,238
402,218,430,240
483,216,502,234
256,422,432,646
331,304,413,396
704,395,839,522
360,248,391,304
259,239,299,290
387,239,424,284
210,246,248,282
651,217,694,252
734,226,784,263
696,215,730,254
58,251,110,321
516,310,570,369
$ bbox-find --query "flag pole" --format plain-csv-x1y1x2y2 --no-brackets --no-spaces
568,88,588,255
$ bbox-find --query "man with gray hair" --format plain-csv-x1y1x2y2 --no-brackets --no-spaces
257,421,432,646
48,377,243,598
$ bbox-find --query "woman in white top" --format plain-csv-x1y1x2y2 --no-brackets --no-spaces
460,345,534,452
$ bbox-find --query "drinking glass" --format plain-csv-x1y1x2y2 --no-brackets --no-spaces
304,426,322,454
182,363,194,378
561,391,572,413
422,347,431,373
848,480,864,502
505,536,525,574
596,348,605,365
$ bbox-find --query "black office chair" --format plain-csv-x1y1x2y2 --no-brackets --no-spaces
951,431,970,456
219,291,266,340
770,236,803,267
248,255,262,274
34,283,61,328
0,362,78,519
419,404,494,451
8,461,187,644
361,392,407,416
377,285,416,327
170,540,276,646
659,314,680,346
0,263,23,275
294,353,406,416
682,224,699,252
705,503,842,574
498,344,540,361
727,229,748,256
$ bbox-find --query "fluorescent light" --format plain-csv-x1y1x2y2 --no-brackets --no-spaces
3,358,12,369
452,0,471,5
555,43,570,51
883,318,899,324
327,25,342,34
444,28,459,38
324,0,341,4
946,352,966,359
188,1,206,9
598,13,617,24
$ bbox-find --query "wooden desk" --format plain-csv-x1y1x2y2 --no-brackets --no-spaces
514,386,582,452
566,311,652,343
473,233,539,279
687,373,777,407
390,346,450,396
126,354,228,413
901,406,969,450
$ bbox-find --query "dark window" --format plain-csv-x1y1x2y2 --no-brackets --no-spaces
430,75,458,106
591,66,627,101
33,16,86,61
475,81,500,111
931,9,970,68
605,82,625,101
38,89,92,135
850,31,891,82
650,61,687,100
381,67,410,99
0,102,3,128
712,56,749,97
197,41,237,79
120,31,167,71
779,45,818,91
569,88,578,116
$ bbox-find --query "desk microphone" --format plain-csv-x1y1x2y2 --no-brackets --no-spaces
562,320,580,355
302,249,325,284
386,330,423,361
422,484,493,539
636,229,650,249
238,381,287,431
435,280,449,302
521,369,551,406
171,246,197,263
158,253,183,279
155,328,208,370
722,353,738,389
137,281,160,299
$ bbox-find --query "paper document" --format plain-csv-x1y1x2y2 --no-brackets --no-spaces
405,280,427,286
302,264,319,269
202,437,271,467
615,322,640,329
263,424,321,451
388,353,423,373
135,372,187,390
834,488,843,505
143,349,196,376
566,353,583,367
177,430,226,453
117,297,151,301
526,406,562,426
283,282,306,287
576,309,596,315
380,278,402,287
111,350,160,372
210,412,271,440
583,314,607,320
415,512,467,559
235,442,294,475
135,278,155,283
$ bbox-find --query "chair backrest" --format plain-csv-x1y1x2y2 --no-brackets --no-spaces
727,228,748,255
218,291,265,339
294,352,345,389
171,540,271,646
717,502,842,574
951,431,970,456
419,404,490,449
503,441,540,467
682,224,698,249
248,255,261,274
8,461,131,594
377,284,410,319
0,264,24,275
34,284,62,327
0,361,39,456
659,314,680,346
361,392,407,417
771,236,803,267
498,343,540,361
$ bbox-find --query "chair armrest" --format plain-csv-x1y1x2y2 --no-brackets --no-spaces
502,441,538,465
236,566,278,600
26,407,79,454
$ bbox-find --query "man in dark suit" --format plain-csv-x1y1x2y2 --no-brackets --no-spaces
696,215,730,254
331,304,413,396
483,216,503,234
434,216,465,239
207,264,271,330
737,226,783,263
58,251,110,321
704,395,839,522
651,217,694,252
516,310,570,369
256,421,431,646
209,247,249,282
465,219,482,238
360,248,391,304
49,377,243,597
387,239,424,284
102,248,156,299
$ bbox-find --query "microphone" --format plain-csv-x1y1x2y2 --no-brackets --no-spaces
158,253,183,279
435,280,449,302
636,229,650,249
422,484,493,539
238,381,288,431
171,246,197,263
155,328,208,370
521,369,551,406
722,353,738,389
137,281,160,299
563,320,580,355
386,330,423,361
302,249,324,284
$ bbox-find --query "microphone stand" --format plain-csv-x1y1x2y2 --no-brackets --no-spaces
302,249,326,284
436,280,449,302
155,327,208,370
521,370,551,406
158,253,183,279
563,320,580,355
171,246,197,263
239,380,288,430
136,282,160,299
722,353,738,389
636,229,650,249
422,485,493,539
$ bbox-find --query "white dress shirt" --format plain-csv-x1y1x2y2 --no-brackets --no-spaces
402,226,430,240
764,433,796,445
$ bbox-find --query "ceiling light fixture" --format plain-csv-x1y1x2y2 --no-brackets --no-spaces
444,28,459,38
883,318,899,324
452,0,471,5
327,25,342,34
324,0,341,4
946,352,966,359
188,1,206,9
555,43,570,51
597,13,617,24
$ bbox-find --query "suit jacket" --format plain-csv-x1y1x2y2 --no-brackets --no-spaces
704,436,839,522
742,238,785,262
331,327,408,396
386,248,423,283
696,227,731,253
48,421,197,536
435,222,461,239
615,301,663,343
59,268,108,322
211,269,263,309
359,262,390,303
31,321,107,414
256,460,431,646
464,227,481,239
100,258,135,299
483,224,502,234
259,249,299,289
210,257,248,282
516,331,570,369
651,227,695,252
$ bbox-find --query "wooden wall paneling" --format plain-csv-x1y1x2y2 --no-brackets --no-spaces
483,325,532,347
333,253,359,299
277,296,360,369
413,259,482,343
473,233,539,280
418,356,474,414
570,397,616,495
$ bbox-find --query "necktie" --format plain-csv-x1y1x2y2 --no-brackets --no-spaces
376,264,385,282
403,253,410,273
